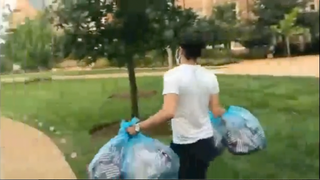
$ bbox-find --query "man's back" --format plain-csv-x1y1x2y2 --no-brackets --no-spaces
163,65,219,144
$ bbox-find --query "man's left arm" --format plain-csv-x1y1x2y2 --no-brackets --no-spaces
139,74,179,130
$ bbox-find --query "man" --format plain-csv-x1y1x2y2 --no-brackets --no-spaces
126,30,225,179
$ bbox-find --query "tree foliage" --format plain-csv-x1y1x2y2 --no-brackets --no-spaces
297,11,319,39
236,21,271,48
271,7,309,56
49,0,204,62
49,0,209,117
253,0,307,27
51,0,178,63
209,2,239,47
0,43,13,73
3,13,58,70
239,0,308,49
1,6,14,73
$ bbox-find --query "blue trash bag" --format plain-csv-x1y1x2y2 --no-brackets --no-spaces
208,111,227,155
221,106,267,155
88,118,180,179
88,119,136,179
122,133,180,179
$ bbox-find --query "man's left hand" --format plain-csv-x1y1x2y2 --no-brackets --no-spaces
126,126,138,135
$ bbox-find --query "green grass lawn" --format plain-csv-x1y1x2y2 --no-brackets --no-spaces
1,75,319,179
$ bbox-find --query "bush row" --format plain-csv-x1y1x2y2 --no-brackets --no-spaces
2,40,318,73
72,40,319,69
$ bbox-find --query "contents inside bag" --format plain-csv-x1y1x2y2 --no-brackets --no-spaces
209,111,227,155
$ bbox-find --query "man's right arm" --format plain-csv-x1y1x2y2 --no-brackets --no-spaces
209,74,225,118
209,94,225,118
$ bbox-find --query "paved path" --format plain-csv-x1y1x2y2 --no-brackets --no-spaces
0,55,318,179
0,117,76,179
222,55,319,77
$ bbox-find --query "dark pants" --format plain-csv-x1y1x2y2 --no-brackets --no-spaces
170,137,219,179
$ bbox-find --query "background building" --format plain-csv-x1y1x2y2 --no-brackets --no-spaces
176,0,319,17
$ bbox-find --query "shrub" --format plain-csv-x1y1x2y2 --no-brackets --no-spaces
77,60,89,67
197,58,240,66
56,60,78,68
234,47,268,59
201,47,268,62
0,58,13,73
92,58,110,69
199,49,241,66
135,57,155,67
201,49,230,59
304,38,319,55
3,14,56,70
273,42,304,57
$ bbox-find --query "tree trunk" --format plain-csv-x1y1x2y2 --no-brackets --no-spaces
126,57,140,118
166,46,173,69
285,36,291,57
225,42,232,60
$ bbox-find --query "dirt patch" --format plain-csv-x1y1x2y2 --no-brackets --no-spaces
107,90,157,99
90,119,171,139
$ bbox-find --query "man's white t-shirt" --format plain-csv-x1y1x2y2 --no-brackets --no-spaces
162,64,220,144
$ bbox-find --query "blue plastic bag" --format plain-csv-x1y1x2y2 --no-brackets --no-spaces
88,119,136,179
209,106,267,155
221,106,267,155
88,118,180,179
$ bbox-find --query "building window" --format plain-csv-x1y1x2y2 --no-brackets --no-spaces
306,2,317,12
309,3,316,10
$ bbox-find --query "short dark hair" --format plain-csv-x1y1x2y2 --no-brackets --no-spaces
179,28,206,60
